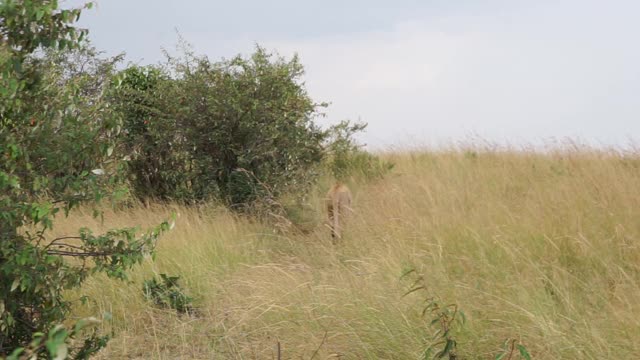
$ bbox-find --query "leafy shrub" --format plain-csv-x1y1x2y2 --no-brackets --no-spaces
143,274,194,314
401,268,465,360
114,44,396,217
0,1,169,357
401,267,532,360
116,65,182,200
115,45,327,209
324,120,394,182
5,319,109,360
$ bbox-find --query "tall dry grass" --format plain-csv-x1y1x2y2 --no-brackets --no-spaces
60,145,640,359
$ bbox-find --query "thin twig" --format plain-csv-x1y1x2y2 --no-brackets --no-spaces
44,236,83,250
506,339,516,360
47,242,86,251
46,249,110,257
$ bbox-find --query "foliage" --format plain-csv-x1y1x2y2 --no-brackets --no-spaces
114,44,392,215
402,267,533,360
0,1,169,357
495,339,532,360
0,0,89,56
142,274,193,314
115,46,328,210
39,42,125,96
401,268,464,360
5,318,108,360
115,65,174,200
324,120,394,182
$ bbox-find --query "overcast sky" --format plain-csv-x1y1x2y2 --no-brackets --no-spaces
66,0,640,149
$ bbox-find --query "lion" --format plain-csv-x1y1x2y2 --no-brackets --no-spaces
326,182,353,240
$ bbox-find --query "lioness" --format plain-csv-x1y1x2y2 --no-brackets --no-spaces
326,182,352,240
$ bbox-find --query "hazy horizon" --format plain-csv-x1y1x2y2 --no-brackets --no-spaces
67,0,640,149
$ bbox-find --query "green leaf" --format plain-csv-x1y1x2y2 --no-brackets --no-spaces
53,343,69,360
46,325,69,358
74,317,100,333
436,339,456,359
457,309,466,325
423,347,433,360
7,347,25,360
10,278,20,292
51,326,68,343
517,345,532,360
36,203,51,220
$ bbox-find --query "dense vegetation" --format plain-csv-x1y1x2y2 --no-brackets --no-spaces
0,1,172,358
116,48,328,207
3,1,637,360
0,1,385,358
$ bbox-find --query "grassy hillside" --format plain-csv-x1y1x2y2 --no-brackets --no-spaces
60,146,640,359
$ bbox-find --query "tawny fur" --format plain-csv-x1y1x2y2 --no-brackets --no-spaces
326,183,352,240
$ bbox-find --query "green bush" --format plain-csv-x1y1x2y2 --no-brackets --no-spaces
324,120,394,182
114,44,396,217
116,65,183,200
143,274,194,314
0,1,169,357
115,46,327,210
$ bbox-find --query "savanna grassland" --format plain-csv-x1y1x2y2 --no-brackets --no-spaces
59,147,640,359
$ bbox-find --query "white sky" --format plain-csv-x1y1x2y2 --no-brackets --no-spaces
67,0,640,149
